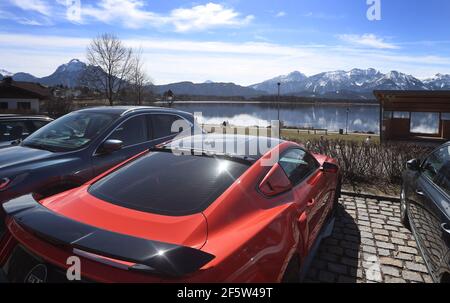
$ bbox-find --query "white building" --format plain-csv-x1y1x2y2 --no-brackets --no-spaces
0,77,50,113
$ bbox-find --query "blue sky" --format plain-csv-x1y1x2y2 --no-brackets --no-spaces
1,0,450,85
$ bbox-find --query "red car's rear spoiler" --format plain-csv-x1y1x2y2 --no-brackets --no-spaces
3,195,215,277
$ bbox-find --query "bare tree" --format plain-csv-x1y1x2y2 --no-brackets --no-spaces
43,95,73,118
128,49,152,105
85,33,133,106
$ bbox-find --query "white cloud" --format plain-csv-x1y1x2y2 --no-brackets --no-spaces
16,18,47,26
169,3,253,32
10,0,51,16
81,0,159,29
338,34,399,49
0,8,51,26
1,33,450,84
275,11,286,18
80,1,253,32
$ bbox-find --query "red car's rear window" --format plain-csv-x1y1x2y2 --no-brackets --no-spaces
88,151,249,216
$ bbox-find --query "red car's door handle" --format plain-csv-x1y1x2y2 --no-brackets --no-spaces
307,199,315,207
416,189,425,196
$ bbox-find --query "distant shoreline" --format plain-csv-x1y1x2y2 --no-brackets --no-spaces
155,100,379,106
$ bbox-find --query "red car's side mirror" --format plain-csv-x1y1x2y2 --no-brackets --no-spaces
259,163,292,197
321,162,339,174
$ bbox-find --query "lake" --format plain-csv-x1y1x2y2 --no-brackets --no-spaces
168,101,381,134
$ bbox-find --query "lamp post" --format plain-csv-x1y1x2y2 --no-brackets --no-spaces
277,82,281,122
345,107,349,135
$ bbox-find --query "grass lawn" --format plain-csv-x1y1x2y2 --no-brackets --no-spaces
203,124,379,143
281,129,380,143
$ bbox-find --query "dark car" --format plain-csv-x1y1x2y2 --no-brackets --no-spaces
0,115,53,149
0,106,200,235
401,142,450,283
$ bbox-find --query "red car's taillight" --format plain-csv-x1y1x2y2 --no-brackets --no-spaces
0,178,11,190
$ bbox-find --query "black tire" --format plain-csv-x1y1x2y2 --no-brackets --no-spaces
400,186,411,230
281,255,300,283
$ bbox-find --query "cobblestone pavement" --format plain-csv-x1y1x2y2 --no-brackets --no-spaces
305,195,433,283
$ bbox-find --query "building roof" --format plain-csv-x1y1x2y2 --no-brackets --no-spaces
374,90,450,112
0,77,51,99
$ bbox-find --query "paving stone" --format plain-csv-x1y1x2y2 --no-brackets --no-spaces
380,257,403,268
359,226,372,233
382,265,401,277
341,257,358,267
327,246,344,255
391,237,406,246
398,246,418,255
328,262,348,275
414,256,425,263
361,245,377,254
344,234,360,243
359,220,371,227
384,225,399,231
344,248,359,258
320,252,339,262
374,235,389,242
387,220,404,227
378,248,391,257
380,211,394,216
360,231,374,239
323,238,339,246
303,194,432,284
371,218,385,224
423,275,433,283
395,252,414,261
337,275,355,283
372,228,389,236
341,241,360,250
405,262,428,273
385,277,406,283
361,238,375,246
408,240,417,247
371,223,383,229
376,241,395,250
318,270,336,283
402,270,423,282
343,228,359,236
391,231,408,240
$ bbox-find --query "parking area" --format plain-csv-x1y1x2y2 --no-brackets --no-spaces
305,194,433,283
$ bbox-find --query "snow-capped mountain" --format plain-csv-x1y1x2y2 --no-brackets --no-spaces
370,71,428,91
423,73,450,90
2,59,450,99
250,68,448,96
38,59,87,87
1,59,87,87
251,71,307,94
0,69,13,78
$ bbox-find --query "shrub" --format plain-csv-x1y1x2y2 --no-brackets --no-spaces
297,139,434,184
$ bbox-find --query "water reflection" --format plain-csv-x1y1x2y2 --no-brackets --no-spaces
410,112,440,134
172,102,380,133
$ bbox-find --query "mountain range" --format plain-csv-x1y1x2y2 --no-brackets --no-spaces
1,59,450,99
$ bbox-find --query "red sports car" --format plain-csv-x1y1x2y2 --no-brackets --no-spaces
0,134,341,283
